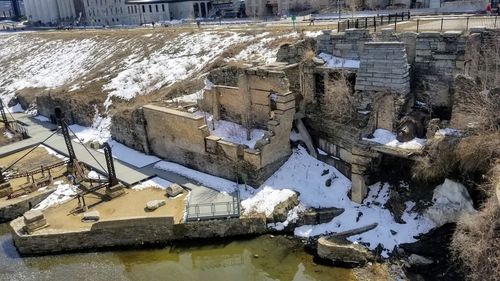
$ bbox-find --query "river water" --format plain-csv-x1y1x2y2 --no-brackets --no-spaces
0,223,354,281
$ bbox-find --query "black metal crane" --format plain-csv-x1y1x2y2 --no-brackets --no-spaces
103,142,118,187
0,99,10,131
54,107,76,163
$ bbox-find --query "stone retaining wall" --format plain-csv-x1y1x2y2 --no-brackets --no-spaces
10,216,267,255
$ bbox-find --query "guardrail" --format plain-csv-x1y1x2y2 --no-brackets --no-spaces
186,189,240,221
337,11,411,32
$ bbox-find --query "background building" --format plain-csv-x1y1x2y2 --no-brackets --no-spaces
24,0,87,24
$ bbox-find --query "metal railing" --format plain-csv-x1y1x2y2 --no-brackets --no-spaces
186,189,240,221
404,16,499,33
336,14,498,33
338,12,411,32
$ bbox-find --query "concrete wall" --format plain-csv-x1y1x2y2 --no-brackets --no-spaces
10,216,267,255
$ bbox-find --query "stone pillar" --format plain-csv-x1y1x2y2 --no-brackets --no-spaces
350,145,380,203
238,72,252,130
212,89,221,121
351,173,367,204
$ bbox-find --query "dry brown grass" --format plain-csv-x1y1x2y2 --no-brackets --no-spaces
321,70,357,124
452,179,500,281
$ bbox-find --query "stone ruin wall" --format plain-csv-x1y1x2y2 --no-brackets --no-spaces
316,29,373,60
110,108,150,154
136,68,295,186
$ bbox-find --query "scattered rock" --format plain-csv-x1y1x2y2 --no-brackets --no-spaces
425,179,476,226
166,183,184,197
321,169,329,176
253,254,259,258
325,178,332,187
317,236,374,265
146,200,166,211
268,192,299,223
407,254,434,267
82,210,100,222
390,229,397,235
23,210,48,233
23,210,44,224
297,207,344,226
385,191,406,224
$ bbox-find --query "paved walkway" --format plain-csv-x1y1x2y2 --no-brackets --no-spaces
0,113,237,213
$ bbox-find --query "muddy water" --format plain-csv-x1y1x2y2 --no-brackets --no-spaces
0,223,354,281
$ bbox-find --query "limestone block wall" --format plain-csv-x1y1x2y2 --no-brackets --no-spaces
355,42,410,95
414,31,466,108
143,105,208,159
317,29,372,60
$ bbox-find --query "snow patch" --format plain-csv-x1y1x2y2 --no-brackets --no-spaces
34,182,78,210
34,115,50,122
435,128,462,137
132,177,173,190
363,129,426,150
241,186,296,216
425,179,476,226
318,53,360,69
97,140,160,168
154,160,240,193
197,112,266,149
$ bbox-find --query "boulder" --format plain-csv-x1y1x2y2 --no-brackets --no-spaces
297,207,345,226
23,210,44,224
407,254,434,267
268,193,299,223
425,179,476,226
146,200,166,211
25,218,48,232
317,236,373,265
82,210,100,222
166,184,184,197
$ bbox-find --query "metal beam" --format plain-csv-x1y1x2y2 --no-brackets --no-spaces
54,107,77,163
103,142,118,187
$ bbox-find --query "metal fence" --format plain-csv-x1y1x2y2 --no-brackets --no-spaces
337,15,499,33
186,189,240,221
402,16,499,32
337,12,411,32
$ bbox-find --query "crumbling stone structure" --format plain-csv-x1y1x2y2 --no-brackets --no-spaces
317,29,373,60
142,65,295,186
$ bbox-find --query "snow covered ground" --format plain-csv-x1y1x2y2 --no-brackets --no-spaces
102,32,258,107
154,160,241,194
156,145,437,257
196,112,266,149
363,129,427,150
